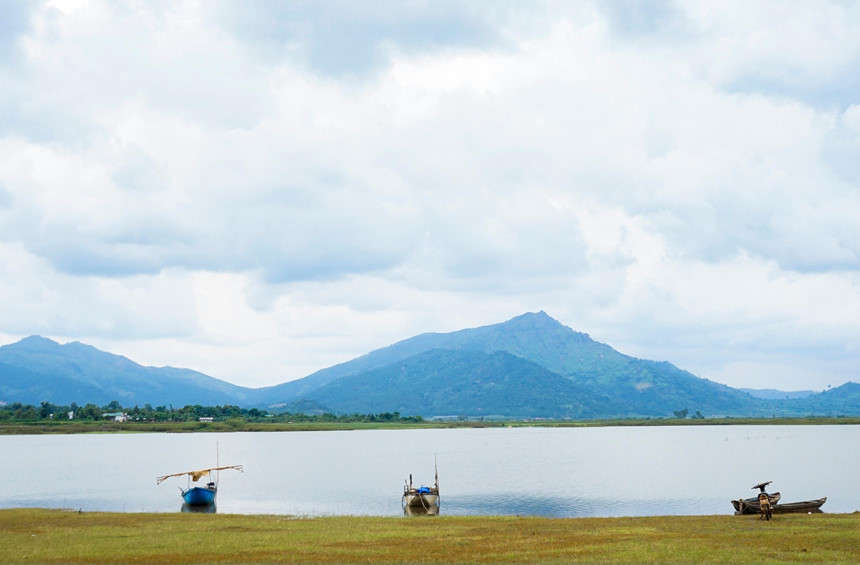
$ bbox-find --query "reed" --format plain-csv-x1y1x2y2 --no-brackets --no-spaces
1,509,858,563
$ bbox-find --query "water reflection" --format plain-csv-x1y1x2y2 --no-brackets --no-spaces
444,493,708,518
403,504,439,516
181,503,216,514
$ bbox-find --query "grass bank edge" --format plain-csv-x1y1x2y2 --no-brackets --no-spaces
2,416,859,434
2,509,859,564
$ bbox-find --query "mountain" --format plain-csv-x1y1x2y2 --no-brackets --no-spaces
740,388,817,400
0,336,254,407
303,348,616,418
2,314,858,419
778,382,860,416
253,311,606,403
258,311,765,418
0,359,107,405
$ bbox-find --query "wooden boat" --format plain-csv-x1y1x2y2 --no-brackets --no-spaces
157,465,243,507
731,494,781,513
402,461,440,514
731,481,825,515
735,496,826,515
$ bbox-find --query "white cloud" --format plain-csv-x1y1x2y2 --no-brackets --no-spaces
0,242,198,339
0,1,859,392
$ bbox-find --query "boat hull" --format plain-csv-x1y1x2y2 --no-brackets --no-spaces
182,502,216,513
734,496,825,515
403,503,439,516
770,497,826,514
403,492,439,508
182,486,216,506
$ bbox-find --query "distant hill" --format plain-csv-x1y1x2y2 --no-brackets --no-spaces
303,348,617,418
740,388,817,400
777,382,860,416
0,336,254,407
2,314,859,419
259,312,767,418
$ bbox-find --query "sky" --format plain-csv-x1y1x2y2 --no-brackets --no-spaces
1,0,859,393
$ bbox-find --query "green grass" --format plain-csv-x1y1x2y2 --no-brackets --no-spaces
2,416,859,435
1,509,858,563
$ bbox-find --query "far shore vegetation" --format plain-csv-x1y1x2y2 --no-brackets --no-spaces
1,400,858,434
2,508,859,563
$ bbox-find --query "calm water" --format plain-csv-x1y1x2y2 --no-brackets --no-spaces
1,426,857,517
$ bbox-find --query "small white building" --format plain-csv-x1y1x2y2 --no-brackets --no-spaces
103,412,128,422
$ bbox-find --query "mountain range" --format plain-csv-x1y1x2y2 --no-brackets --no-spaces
1,311,858,418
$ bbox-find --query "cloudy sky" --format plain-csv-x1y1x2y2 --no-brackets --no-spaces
2,0,859,392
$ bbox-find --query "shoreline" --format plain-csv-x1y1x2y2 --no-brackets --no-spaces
2,416,859,435
2,508,858,563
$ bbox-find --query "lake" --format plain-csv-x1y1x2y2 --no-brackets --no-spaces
1,426,857,517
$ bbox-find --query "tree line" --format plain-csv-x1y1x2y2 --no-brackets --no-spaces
0,401,423,423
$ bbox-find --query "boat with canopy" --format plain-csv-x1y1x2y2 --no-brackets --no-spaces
157,465,243,507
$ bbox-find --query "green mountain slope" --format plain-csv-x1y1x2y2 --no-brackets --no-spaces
304,349,616,418
250,328,462,403
2,315,858,419
255,311,601,404
260,312,763,417
0,336,254,406
0,360,107,406
777,382,860,416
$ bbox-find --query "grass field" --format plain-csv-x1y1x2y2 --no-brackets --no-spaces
1,509,858,564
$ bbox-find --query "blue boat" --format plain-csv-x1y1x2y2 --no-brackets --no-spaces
182,484,217,506
157,465,243,507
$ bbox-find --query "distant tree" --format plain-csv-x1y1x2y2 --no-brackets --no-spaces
692,410,704,419
79,403,102,420
673,408,689,419
14,404,38,420
39,402,54,419
102,400,123,412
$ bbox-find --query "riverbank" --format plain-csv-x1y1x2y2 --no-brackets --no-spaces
2,416,859,434
1,509,858,563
